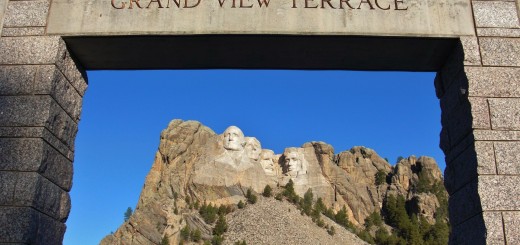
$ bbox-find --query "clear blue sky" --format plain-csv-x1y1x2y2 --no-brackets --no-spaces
63,70,444,245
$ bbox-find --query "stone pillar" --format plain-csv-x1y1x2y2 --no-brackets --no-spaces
0,0,87,243
439,0,520,244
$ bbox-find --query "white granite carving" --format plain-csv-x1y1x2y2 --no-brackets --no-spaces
223,126,245,151
245,137,261,161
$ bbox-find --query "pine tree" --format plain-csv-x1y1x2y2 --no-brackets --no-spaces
262,185,272,197
124,207,133,222
180,225,190,241
191,229,202,242
161,235,169,245
283,179,298,203
335,205,351,228
237,200,245,209
211,235,224,245
314,197,326,214
375,170,387,185
246,188,257,204
302,189,313,215
213,214,228,236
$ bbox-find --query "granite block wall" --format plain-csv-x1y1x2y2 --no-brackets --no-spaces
437,0,520,243
0,0,518,244
0,1,87,243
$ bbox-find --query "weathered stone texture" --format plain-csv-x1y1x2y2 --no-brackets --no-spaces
0,65,37,95
488,98,520,130
469,97,491,129
56,44,88,96
46,0,475,37
473,1,520,28
0,171,70,222
466,67,520,97
448,180,482,226
0,126,74,160
474,129,520,141
0,65,85,122
36,65,84,121
0,95,78,149
0,138,73,190
482,212,506,244
0,36,62,65
479,175,520,211
480,37,520,66
0,206,66,244
460,36,481,65
444,145,478,195
0,0,8,34
503,212,520,245
3,0,49,27
449,211,486,244
1,27,46,37
441,102,473,151
475,141,496,174
494,142,520,174
477,28,520,38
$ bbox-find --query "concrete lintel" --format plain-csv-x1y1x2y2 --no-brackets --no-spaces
64,35,458,71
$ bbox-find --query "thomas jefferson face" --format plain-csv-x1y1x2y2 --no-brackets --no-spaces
223,126,245,151
259,150,275,174
245,137,261,161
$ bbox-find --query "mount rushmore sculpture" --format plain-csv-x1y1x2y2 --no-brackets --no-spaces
101,119,445,245
191,124,332,203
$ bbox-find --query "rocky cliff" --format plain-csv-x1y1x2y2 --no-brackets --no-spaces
100,120,447,245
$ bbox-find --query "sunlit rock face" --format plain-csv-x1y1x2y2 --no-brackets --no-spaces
245,137,261,161
223,126,245,151
192,125,269,194
101,119,447,245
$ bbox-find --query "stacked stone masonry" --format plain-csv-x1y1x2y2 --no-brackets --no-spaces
441,0,520,244
0,1,87,243
0,0,519,244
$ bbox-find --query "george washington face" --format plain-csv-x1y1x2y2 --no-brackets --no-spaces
223,126,245,151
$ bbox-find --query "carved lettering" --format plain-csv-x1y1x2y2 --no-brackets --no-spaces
321,0,335,9
339,0,354,9
167,0,180,7
374,0,390,10
394,0,407,10
111,0,126,9
257,0,270,7
185,0,200,8
128,0,142,8
146,0,163,8
357,0,374,9
240,0,253,8
108,0,409,10
305,0,318,8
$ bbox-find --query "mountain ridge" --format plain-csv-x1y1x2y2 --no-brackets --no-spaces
100,119,448,245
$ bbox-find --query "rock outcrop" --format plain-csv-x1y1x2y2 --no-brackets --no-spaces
101,120,447,245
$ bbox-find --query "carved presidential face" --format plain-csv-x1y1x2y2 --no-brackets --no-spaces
245,137,261,161
223,126,245,151
259,150,275,174
283,148,305,177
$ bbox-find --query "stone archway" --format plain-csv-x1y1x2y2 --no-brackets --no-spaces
0,0,519,243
